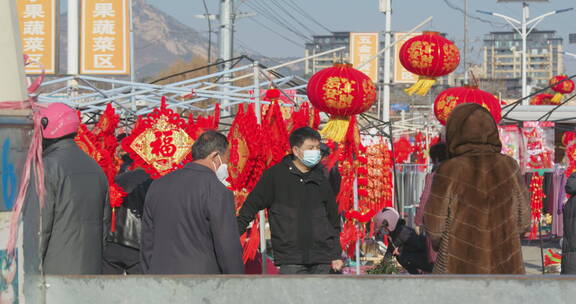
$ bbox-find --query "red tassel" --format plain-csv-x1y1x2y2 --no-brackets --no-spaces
110,208,116,233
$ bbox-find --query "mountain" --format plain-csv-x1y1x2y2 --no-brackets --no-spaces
57,0,303,81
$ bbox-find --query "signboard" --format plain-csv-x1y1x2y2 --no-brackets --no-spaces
81,0,131,75
350,32,379,82
393,32,420,83
17,0,57,74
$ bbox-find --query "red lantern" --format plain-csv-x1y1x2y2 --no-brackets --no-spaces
264,88,281,100
399,31,460,96
307,63,376,142
530,93,554,106
433,86,501,125
549,75,575,104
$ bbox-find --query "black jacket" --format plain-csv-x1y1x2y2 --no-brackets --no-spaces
563,173,576,274
141,163,244,274
105,169,151,250
237,155,342,265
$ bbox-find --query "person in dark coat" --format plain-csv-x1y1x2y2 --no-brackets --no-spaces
141,130,244,274
23,103,109,275
374,208,433,274
237,127,343,274
562,173,576,274
103,166,151,275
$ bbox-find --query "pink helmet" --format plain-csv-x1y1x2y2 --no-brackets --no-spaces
39,103,80,139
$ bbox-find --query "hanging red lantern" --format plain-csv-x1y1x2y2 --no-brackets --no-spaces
433,86,501,125
264,88,282,100
549,75,575,104
399,31,460,96
307,63,376,142
530,93,555,106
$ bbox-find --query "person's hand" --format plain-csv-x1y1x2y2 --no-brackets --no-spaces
331,259,344,272
392,248,400,256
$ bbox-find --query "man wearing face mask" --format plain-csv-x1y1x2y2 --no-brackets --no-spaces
140,130,244,274
237,127,343,274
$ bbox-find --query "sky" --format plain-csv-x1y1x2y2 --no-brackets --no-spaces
145,0,576,75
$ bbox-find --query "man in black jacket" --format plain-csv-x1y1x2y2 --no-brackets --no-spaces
103,165,151,274
141,130,244,274
237,127,343,274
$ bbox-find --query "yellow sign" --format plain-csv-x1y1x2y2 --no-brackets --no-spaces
394,32,421,83
17,0,57,74
81,0,131,75
350,33,379,82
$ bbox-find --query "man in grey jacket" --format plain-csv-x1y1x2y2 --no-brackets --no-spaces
141,130,244,274
23,103,109,275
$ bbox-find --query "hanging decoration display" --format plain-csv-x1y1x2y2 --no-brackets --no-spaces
528,173,545,240
75,104,126,232
122,97,195,179
549,75,575,104
393,137,413,164
188,103,220,139
530,93,555,106
522,122,555,171
262,100,290,167
498,125,522,164
365,141,394,211
413,132,427,168
307,63,376,142
399,31,460,96
563,131,576,177
433,86,502,125
287,102,320,134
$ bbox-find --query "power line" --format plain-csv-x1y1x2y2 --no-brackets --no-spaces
247,17,304,48
269,0,318,36
284,0,333,33
246,0,312,42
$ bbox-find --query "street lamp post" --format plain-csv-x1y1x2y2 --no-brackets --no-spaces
478,5,573,105
562,51,576,60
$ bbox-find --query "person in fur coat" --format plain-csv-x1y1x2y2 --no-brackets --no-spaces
424,103,531,274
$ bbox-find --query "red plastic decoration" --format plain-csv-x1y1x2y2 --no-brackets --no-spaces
549,75,575,104
530,93,555,106
122,97,194,179
399,31,460,96
434,86,502,125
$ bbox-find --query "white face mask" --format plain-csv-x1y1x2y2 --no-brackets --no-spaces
213,154,229,185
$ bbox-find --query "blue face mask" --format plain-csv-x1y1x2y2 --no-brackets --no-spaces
300,149,321,168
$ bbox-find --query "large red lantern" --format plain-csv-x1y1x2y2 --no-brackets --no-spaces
549,75,575,104
434,86,501,125
307,63,376,142
399,31,460,96
530,93,554,106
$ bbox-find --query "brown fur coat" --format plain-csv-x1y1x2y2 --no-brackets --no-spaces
424,103,531,274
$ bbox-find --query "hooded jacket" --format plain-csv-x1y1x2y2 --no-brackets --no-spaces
423,103,531,274
562,173,576,274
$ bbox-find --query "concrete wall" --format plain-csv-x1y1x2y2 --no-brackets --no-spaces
42,275,576,304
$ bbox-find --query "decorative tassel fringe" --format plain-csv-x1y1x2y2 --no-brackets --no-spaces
551,93,564,104
404,77,436,96
319,116,350,143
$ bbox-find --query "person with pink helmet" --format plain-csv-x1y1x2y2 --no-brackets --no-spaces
23,103,109,275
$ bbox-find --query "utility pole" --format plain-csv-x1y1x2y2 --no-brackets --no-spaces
463,0,469,84
478,5,573,104
68,0,79,76
219,0,234,116
380,0,392,123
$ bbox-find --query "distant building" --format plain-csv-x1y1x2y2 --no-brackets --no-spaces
304,32,368,76
482,29,564,89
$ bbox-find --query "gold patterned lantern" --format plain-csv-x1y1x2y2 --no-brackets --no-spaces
306,63,376,142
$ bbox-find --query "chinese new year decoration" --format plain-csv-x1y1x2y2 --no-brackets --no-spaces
433,86,502,125
188,103,220,139
122,97,194,179
549,75,575,104
307,63,376,142
75,104,126,232
563,131,576,177
523,123,554,170
393,137,413,164
530,93,555,106
529,173,545,240
413,132,427,169
399,31,460,96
